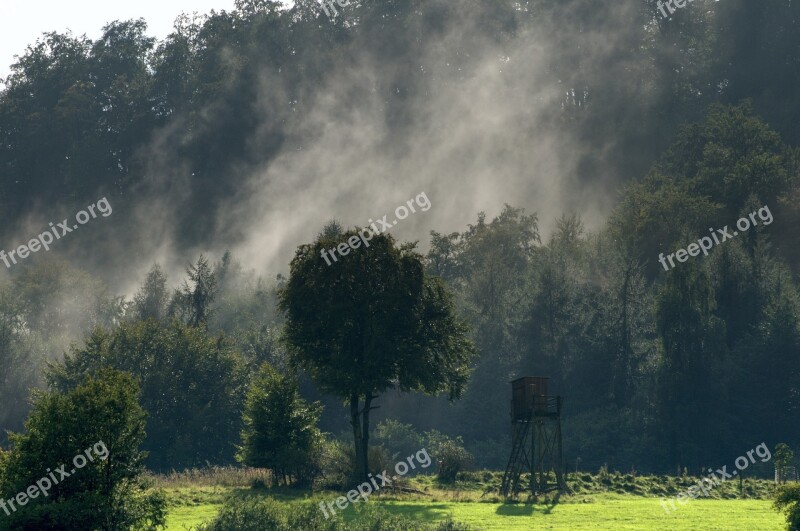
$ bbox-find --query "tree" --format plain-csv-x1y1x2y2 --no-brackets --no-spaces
11,259,125,348
279,230,474,482
775,443,796,485
171,255,217,328
0,287,44,445
0,260,124,444
47,319,246,471
237,363,323,486
0,369,165,530
130,263,168,322
427,206,539,441
655,260,726,469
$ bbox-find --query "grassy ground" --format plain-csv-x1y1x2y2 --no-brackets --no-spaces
159,470,789,530
379,497,784,530
166,504,220,531
163,494,785,530
161,487,232,530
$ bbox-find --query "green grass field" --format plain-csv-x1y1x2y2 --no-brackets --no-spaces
163,489,787,530
378,497,784,530
166,504,220,531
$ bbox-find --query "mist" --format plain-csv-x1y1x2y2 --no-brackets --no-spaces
65,0,657,288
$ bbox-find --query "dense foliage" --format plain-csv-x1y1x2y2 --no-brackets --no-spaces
237,363,324,486
197,496,471,531
47,319,247,471
3,0,800,240
0,102,797,480
279,229,474,482
410,103,800,474
774,484,800,531
0,369,165,530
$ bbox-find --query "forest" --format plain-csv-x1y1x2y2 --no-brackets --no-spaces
1,0,799,529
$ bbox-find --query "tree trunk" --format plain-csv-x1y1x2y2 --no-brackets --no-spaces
350,392,378,484
350,393,366,482
361,394,373,482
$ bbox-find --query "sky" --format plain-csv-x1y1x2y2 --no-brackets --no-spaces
0,0,236,80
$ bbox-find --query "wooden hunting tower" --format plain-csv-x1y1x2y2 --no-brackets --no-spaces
501,376,566,496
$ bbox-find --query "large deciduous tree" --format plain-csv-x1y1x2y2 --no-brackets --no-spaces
279,229,474,482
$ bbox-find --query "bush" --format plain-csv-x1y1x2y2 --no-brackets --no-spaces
237,363,324,487
775,484,800,530
346,503,435,531
374,420,425,460
0,369,166,530
318,438,394,489
372,422,476,482
367,445,395,479
198,497,293,531
317,439,352,490
198,496,470,531
425,430,473,483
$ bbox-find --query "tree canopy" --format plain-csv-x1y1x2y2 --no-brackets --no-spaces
0,369,165,530
279,230,474,481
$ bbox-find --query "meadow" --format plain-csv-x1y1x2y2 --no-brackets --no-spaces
157,470,788,530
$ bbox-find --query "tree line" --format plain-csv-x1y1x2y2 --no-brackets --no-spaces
0,103,798,482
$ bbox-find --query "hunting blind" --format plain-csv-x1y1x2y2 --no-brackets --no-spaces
501,376,567,496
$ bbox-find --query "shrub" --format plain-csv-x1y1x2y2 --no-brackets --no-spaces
374,420,425,460
198,497,471,530
0,369,166,530
347,503,433,531
237,363,324,487
425,430,473,483
197,497,293,531
373,421,477,482
367,445,395,478
774,484,800,530
318,438,393,489
318,438,352,490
